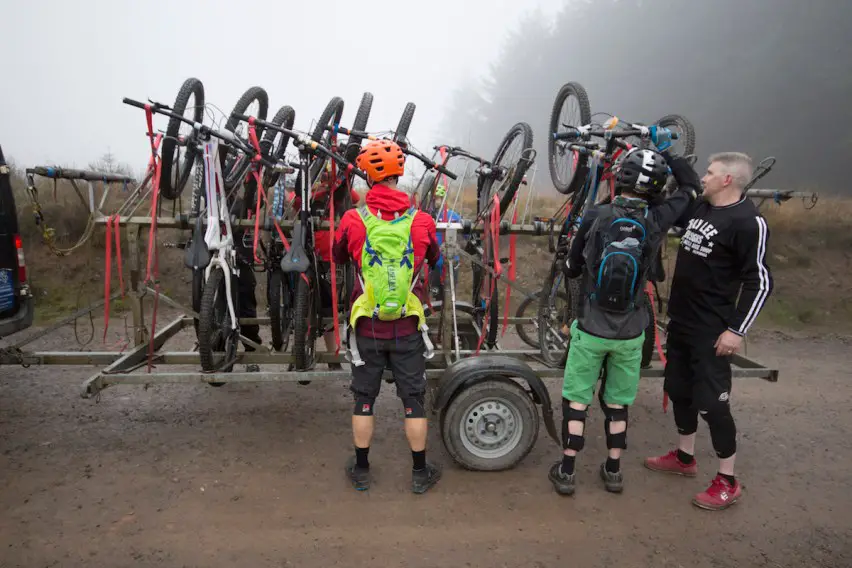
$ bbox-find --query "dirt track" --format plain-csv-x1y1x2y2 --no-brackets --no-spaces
1,323,851,568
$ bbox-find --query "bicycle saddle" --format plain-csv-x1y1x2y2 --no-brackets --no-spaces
280,223,311,273
184,216,211,270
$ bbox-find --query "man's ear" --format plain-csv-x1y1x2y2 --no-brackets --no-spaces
723,173,733,187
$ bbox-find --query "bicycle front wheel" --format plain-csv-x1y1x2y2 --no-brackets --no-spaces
222,86,269,192
308,96,345,186
261,105,296,188
548,82,592,195
478,122,534,218
393,102,416,144
343,92,373,163
161,78,205,200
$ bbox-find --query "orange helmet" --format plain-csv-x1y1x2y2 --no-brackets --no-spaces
356,139,405,183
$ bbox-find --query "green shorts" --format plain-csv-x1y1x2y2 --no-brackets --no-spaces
562,320,644,406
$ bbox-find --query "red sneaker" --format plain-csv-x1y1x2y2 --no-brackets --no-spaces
644,449,698,477
692,475,742,510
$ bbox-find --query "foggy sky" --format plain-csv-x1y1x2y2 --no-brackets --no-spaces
441,0,852,194
0,0,562,174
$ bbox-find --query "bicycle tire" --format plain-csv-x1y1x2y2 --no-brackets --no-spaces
160,78,205,200
470,245,499,348
292,275,317,370
416,171,438,212
343,92,373,163
515,290,570,349
261,105,296,188
537,266,580,367
198,267,238,374
655,114,696,158
548,82,592,195
189,154,205,218
222,86,269,192
393,102,416,144
478,122,534,218
304,96,345,187
268,269,293,352
191,267,204,337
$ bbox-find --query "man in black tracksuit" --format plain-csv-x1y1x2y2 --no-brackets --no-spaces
645,152,774,511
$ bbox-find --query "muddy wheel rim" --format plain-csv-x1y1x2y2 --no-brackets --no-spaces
459,396,523,459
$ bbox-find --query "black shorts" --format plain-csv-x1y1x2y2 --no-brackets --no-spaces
350,333,426,400
663,329,732,412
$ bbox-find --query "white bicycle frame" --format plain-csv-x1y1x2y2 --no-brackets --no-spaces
200,139,239,333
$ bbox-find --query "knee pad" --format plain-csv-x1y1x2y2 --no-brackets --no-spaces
672,398,699,436
562,399,587,452
353,393,377,416
401,395,426,419
700,408,737,459
602,404,628,450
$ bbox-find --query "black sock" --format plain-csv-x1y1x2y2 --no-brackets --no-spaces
412,450,426,471
677,449,694,464
606,457,620,473
355,447,370,470
719,472,736,485
561,454,576,475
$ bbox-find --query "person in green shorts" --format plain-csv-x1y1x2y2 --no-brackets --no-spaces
549,133,702,496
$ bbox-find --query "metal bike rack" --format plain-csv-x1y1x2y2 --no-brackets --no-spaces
1,214,780,399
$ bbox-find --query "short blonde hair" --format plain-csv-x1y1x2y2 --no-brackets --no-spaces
708,152,753,189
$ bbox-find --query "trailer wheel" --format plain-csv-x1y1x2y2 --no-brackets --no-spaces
440,378,539,471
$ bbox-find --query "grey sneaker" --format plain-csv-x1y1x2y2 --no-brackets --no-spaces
549,461,576,495
412,462,442,494
345,456,371,492
599,462,624,493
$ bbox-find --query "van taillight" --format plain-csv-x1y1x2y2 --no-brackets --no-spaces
14,234,26,284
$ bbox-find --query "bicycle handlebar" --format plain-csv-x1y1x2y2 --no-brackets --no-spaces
400,145,457,180
318,123,458,180
230,113,367,180
436,145,488,164
553,125,680,142
122,97,285,169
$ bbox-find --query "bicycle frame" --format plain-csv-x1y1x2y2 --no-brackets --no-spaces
200,138,240,335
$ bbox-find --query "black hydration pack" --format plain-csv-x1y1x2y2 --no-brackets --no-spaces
584,205,649,313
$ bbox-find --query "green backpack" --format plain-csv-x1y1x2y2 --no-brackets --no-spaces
355,205,420,321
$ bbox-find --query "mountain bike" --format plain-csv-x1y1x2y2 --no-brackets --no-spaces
538,119,692,367
123,96,285,374
229,112,369,371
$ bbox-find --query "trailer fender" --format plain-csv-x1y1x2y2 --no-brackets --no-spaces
432,355,559,446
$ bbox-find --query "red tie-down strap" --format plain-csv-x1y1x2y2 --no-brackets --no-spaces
328,139,341,354
475,195,504,355
601,147,625,201
247,121,291,257
501,193,520,335
645,281,669,412
143,104,163,373
102,215,126,341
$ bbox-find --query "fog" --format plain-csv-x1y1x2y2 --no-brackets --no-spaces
2,0,848,194
440,0,851,193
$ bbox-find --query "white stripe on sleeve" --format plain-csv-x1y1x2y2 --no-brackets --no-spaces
739,216,770,334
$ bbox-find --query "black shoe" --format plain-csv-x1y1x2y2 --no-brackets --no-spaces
245,364,260,373
599,462,624,493
549,461,576,496
328,362,343,371
345,456,370,491
412,462,442,494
